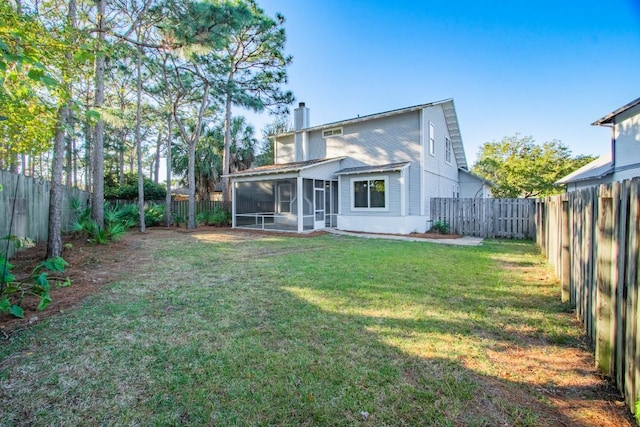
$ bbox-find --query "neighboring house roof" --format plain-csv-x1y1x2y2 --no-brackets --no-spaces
227,157,345,178
276,98,468,170
458,168,495,187
555,153,614,185
335,162,410,175
592,97,640,126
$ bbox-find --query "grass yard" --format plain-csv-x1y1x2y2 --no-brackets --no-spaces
0,229,632,426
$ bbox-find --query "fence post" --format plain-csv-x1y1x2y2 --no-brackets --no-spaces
595,184,615,376
625,178,640,411
561,197,571,303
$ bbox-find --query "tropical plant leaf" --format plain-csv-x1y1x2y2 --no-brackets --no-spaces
37,293,52,311
9,305,24,318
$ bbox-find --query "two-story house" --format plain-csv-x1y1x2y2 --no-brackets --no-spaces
228,99,489,234
557,96,640,191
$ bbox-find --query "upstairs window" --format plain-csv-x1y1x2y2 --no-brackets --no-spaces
445,137,452,164
352,177,387,210
322,127,343,138
429,122,435,156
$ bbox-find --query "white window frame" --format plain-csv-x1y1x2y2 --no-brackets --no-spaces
350,175,389,212
445,136,452,164
429,122,435,156
322,127,343,138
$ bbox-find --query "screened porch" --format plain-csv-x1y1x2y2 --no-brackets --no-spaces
233,178,338,232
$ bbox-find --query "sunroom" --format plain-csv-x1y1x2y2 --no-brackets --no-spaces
230,158,343,232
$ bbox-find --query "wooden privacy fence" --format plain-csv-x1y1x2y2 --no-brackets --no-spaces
430,197,536,239
170,200,231,221
110,199,233,222
0,170,90,259
536,178,640,415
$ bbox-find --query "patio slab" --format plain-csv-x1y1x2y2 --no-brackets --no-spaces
325,229,483,246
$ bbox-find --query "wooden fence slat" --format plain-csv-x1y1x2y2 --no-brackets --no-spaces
534,178,640,416
429,197,536,239
0,170,90,259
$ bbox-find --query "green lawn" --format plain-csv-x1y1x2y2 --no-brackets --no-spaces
0,232,583,426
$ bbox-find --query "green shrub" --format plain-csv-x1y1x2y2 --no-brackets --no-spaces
197,208,231,226
72,201,130,244
144,203,165,226
105,173,167,200
430,220,450,234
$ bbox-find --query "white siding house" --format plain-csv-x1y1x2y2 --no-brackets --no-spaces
557,97,640,191
229,99,484,234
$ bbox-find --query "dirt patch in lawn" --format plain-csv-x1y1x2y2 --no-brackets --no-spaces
0,227,634,425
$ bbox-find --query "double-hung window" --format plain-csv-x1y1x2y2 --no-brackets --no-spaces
445,136,452,164
429,122,436,156
352,177,388,210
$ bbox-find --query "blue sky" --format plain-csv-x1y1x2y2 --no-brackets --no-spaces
242,0,640,165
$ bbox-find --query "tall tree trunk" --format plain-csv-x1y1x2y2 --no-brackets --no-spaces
91,0,106,228
222,92,232,203
47,105,69,258
65,123,72,187
118,131,125,185
83,117,92,191
187,142,196,229
135,44,145,232
47,0,76,258
154,124,162,184
164,114,172,227
72,128,77,187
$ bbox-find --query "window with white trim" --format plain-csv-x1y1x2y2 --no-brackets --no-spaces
445,136,452,164
351,177,388,210
429,122,435,156
322,127,343,138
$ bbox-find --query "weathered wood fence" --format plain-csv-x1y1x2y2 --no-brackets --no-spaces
536,178,640,415
430,197,536,239
0,170,90,259
170,200,231,221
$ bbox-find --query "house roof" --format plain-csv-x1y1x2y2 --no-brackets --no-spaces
335,162,410,175
227,157,345,178
555,153,614,185
592,97,640,126
458,168,495,187
277,98,469,170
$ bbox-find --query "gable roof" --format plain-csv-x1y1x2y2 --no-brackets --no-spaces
227,157,345,178
592,97,640,126
555,153,614,185
335,162,410,175
277,99,468,170
458,168,495,187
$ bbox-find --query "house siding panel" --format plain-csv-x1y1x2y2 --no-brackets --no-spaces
421,106,460,213
320,112,421,215
613,103,640,178
308,132,327,159
275,134,295,164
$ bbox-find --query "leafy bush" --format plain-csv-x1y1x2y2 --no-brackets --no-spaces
105,173,166,200
430,220,450,234
72,200,130,244
144,203,165,226
197,208,231,226
172,213,185,227
0,256,70,318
